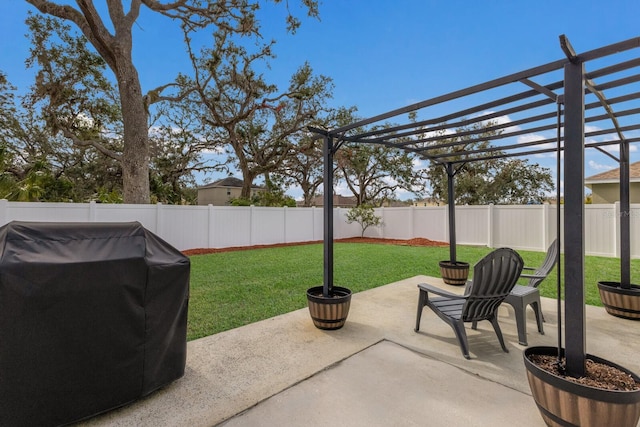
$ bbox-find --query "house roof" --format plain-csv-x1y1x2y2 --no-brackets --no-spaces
308,194,358,207
585,161,640,184
198,177,264,190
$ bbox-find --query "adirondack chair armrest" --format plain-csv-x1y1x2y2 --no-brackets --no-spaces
520,273,546,280
417,283,466,299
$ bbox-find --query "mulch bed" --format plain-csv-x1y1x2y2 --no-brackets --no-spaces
182,236,448,256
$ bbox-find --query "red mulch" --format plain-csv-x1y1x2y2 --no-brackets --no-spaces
181,236,448,256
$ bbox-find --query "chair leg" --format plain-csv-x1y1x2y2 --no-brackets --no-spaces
531,301,545,335
451,320,471,359
512,301,528,346
489,316,509,353
471,320,478,330
415,289,427,332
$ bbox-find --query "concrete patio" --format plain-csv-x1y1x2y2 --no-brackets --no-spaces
79,275,640,426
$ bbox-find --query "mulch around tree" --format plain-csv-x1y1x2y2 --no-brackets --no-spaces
181,236,449,256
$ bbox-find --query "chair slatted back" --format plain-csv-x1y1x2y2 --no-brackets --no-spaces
462,248,524,322
526,239,559,288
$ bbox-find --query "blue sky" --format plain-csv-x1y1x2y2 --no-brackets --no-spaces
1,1,640,200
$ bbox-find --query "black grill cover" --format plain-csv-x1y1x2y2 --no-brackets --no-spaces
0,221,190,426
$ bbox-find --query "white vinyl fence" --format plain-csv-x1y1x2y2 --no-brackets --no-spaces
0,199,637,257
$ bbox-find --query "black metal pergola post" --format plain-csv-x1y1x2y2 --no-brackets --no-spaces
621,140,631,287
323,134,334,298
445,163,457,262
563,53,587,377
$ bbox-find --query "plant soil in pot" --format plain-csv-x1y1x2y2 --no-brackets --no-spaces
524,346,640,427
306,286,352,330
597,281,640,320
438,260,470,286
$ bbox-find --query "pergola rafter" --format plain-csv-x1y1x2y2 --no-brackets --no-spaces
311,35,640,377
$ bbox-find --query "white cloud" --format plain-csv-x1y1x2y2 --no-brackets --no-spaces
474,111,520,133
588,160,615,171
585,124,601,134
516,133,562,158
517,133,546,144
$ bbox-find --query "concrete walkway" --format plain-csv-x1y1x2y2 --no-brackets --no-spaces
79,276,640,427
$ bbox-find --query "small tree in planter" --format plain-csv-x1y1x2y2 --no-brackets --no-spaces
345,205,382,237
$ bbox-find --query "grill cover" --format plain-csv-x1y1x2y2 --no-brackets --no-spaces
0,221,190,426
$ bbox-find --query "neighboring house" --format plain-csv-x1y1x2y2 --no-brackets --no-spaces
585,161,640,204
303,194,358,208
197,177,266,206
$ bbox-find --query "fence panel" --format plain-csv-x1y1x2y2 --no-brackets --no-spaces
379,207,413,239
631,205,640,258
93,204,158,232
158,205,209,251
0,200,636,257
251,207,285,246
3,202,91,223
584,205,616,257
492,205,545,252
284,208,317,243
210,207,251,248
413,207,448,243
455,206,489,246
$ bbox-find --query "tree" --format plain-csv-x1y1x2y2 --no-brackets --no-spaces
148,100,229,204
20,13,125,201
281,106,357,206
425,124,554,205
335,141,424,206
0,71,20,197
280,130,323,206
345,204,382,237
24,0,319,204
182,28,334,200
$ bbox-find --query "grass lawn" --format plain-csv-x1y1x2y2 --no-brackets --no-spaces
187,243,640,341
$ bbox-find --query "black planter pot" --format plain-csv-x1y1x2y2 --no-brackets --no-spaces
306,286,352,330
524,346,640,427
438,260,470,286
597,281,640,320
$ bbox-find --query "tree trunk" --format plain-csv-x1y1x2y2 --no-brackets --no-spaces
117,62,150,204
25,0,151,204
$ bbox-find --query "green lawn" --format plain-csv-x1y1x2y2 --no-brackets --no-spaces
187,243,640,341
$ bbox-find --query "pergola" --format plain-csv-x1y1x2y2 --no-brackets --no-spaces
310,35,640,377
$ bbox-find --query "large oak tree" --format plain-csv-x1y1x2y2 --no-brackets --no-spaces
182,29,333,199
24,0,318,203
